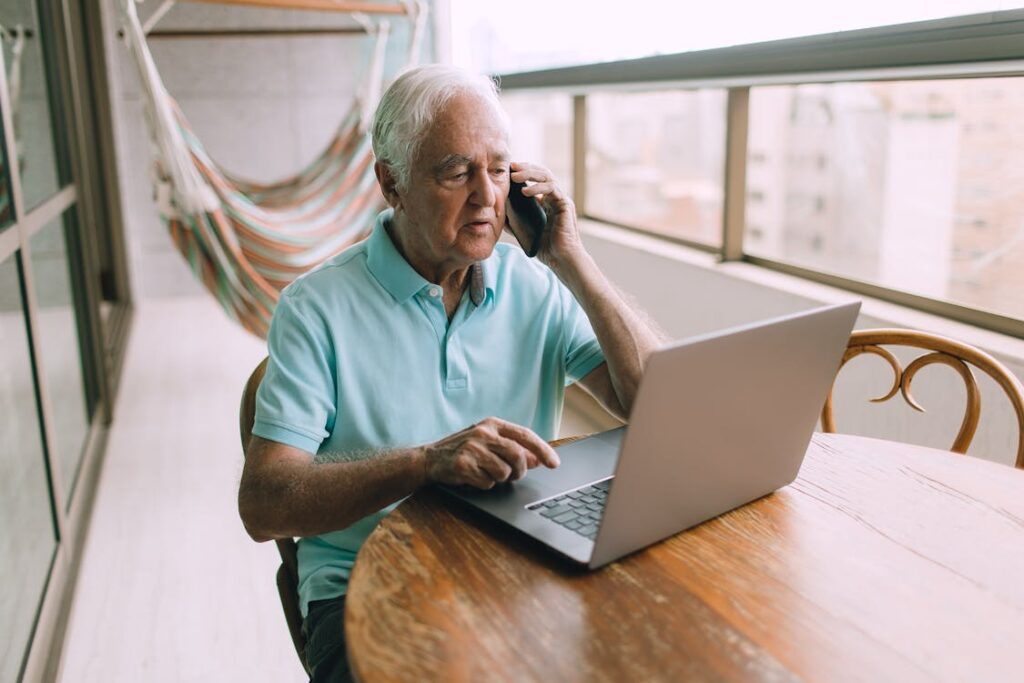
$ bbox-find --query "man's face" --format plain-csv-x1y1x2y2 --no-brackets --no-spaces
393,93,512,270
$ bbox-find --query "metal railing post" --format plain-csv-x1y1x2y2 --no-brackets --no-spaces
721,86,749,261
572,94,587,214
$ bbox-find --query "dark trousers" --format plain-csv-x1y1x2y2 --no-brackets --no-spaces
303,596,352,683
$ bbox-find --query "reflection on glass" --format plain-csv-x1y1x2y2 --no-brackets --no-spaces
1,2,63,211
587,90,726,246
0,252,57,683
502,92,574,196
745,78,1024,321
30,211,89,505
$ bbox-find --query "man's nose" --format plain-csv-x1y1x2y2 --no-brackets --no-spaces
469,171,499,206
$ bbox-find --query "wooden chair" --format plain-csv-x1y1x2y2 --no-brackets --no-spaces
822,329,1024,468
239,357,311,676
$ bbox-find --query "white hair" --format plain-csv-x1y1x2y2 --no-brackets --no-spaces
371,64,508,191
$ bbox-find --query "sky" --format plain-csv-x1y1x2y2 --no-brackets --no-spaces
449,1,1022,72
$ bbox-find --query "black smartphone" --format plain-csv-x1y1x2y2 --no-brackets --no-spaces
506,180,546,258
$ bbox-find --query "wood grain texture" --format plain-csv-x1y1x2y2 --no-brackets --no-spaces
822,328,1024,467
346,433,1024,683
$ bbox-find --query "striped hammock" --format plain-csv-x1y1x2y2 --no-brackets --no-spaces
119,0,424,337
164,101,384,337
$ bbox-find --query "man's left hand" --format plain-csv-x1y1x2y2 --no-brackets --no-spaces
510,162,586,272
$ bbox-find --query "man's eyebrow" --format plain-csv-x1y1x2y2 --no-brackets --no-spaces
433,154,474,175
432,152,511,175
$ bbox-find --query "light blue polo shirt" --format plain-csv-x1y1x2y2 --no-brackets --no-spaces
253,209,606,616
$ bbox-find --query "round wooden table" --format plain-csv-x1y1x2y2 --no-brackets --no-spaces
345,433,1024,682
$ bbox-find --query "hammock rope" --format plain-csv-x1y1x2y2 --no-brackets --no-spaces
119,0,425,337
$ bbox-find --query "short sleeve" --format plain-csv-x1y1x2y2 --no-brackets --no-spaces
252,293,336,454
560,284,606,386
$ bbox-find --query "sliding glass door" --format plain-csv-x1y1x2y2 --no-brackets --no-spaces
0,251,58,683
0,0,131,678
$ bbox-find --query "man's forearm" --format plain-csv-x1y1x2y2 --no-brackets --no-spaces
552,250,666,413
242,416,561,542
240,442,428,541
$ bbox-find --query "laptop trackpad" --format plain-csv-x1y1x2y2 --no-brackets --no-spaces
446,427,624,512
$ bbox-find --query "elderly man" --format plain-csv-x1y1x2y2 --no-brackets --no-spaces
239,64,664,682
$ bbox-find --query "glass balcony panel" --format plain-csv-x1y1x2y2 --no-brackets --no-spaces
0,251,57,683
745,78,1024,321
502,91,574,197
29,209,90,505
587,90,726,247
1,1,64,211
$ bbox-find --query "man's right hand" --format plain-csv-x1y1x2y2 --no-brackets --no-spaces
422,417,561,489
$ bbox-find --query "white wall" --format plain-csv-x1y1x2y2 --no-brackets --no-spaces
98,0,431,299
580,222,1023,467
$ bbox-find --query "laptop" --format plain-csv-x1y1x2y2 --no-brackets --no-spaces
441,301,860,568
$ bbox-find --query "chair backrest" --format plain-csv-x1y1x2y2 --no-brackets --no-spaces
239,357,310,675
822,329,1024,468
240,357,269,453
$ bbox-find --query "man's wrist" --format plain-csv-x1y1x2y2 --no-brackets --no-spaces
550,247,598,295
408,445,431,488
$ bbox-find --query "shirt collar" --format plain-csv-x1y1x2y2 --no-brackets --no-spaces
366,209,497,306
478,249,498,305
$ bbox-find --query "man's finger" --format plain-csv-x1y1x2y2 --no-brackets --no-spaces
471,447,514,484
466,460,499,489
511,162,554,183
520,181,561,200
493,419,560,468
487,435,531,481
521,183,570,213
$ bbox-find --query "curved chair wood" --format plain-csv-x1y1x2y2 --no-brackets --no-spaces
239,357,310,675
822,329,1024,468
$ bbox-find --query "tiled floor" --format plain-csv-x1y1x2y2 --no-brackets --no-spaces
57,296,304,682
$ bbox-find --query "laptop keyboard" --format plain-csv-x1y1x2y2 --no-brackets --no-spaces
526,479,612,540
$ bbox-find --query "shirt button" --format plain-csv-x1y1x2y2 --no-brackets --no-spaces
428,286,441,298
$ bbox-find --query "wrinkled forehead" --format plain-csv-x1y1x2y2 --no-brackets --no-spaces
416,93,512,167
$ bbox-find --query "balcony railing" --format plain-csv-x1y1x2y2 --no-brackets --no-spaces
496,9,1024,339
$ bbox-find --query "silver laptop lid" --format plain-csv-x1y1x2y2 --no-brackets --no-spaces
589,302,860,568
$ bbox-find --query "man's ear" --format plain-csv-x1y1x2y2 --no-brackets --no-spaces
374,161,403,210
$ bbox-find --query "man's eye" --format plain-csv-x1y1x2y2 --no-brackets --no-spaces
491,167,510,177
